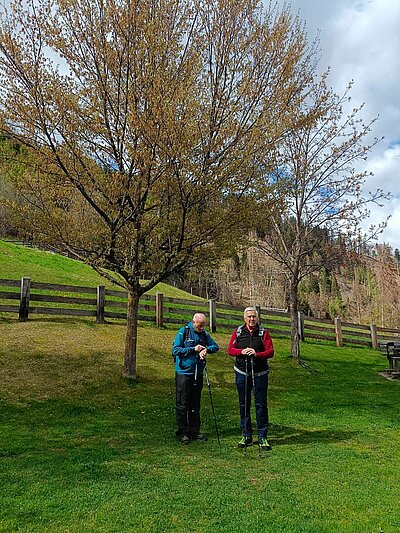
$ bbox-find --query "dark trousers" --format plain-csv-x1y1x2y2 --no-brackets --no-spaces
235,370,269,439
175,373,204,437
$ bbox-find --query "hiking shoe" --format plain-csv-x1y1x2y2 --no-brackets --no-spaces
179,434,190,445
238,436,253,448
192,433,208,442
258,438,272,451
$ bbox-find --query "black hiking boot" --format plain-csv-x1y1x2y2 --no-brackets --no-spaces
238,436,253,448
191,433,208,442
179,434,190,445
258,438,272,451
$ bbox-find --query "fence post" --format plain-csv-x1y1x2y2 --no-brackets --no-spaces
298,311,305,341
156,292,164,327
334,317,343,347
19,277,31,321
96,285,105,324
209,299,216,332
370,323,378,349
256,305,261,326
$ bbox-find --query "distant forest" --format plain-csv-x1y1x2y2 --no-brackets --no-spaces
170,240,400,329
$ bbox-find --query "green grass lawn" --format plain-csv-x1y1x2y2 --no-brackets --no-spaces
1,316,399,532
1,239,399,531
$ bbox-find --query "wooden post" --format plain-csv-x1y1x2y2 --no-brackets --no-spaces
335,317,343,347
209,299,216,332
298,311,305,341
19,277,31,321
370,323,378,349
256,305,261,327
96,285,105,323
156,292,164,328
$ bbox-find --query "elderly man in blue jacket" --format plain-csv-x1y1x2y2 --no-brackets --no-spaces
172,313,219,444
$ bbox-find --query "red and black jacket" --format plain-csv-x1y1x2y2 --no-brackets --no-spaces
227,324,274,374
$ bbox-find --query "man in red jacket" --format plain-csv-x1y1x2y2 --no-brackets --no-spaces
228,307,274,450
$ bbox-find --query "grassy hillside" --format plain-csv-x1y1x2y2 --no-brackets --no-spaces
0,240,203,300
0,318,399,532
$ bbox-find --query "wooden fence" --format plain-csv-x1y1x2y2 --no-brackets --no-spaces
1,277,399,350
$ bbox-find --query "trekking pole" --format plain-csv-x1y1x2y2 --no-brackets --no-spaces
243,356,248,456
204,365,221,449
251,356,262,460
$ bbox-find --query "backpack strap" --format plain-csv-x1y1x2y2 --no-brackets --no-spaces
235,325,265,342
183,324,191,342
172,324,191,362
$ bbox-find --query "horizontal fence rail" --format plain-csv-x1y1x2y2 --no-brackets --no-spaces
1,277,399,350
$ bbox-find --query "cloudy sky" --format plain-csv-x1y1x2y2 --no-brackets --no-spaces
288,0,400,249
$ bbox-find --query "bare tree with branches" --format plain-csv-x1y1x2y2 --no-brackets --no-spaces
256,74,389,362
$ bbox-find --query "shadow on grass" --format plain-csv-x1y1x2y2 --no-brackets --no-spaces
206,421,356,448
269,423,356,446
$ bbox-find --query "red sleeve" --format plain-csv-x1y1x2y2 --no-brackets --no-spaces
227,329,242,357
256,329,274,359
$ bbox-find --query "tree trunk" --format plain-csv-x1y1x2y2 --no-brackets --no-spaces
124,287,140,380
289,283,300,361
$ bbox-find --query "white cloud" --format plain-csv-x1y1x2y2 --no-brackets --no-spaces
289,0,400,248
361,143,400,248
381,199,400,250
364,196,400,249
367,143,400,194
328,0,400,137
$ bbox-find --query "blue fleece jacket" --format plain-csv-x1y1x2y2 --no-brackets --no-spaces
172,322,219,375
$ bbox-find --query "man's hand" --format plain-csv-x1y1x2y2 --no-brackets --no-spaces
241,347,256,356
199,348,207,360
195,344,205,353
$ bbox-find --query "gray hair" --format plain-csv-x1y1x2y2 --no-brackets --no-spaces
192,313,206,322
243,307,258,318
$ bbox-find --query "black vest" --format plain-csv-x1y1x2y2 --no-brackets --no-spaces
234,325,269,374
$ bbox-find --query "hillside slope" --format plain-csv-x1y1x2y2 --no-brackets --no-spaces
0,240,203,300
